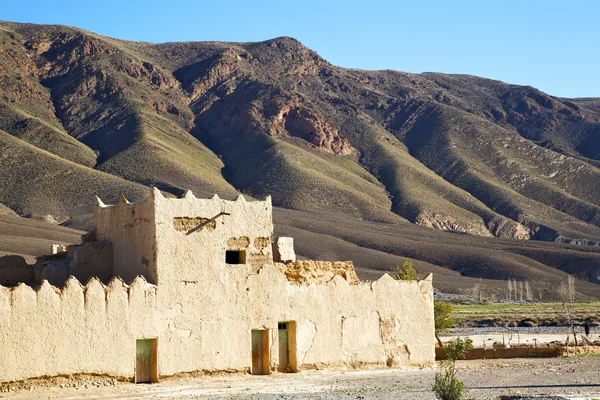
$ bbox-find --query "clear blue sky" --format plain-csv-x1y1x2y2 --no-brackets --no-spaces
3,0,598,98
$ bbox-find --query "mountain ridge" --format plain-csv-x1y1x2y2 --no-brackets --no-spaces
1,21,600,297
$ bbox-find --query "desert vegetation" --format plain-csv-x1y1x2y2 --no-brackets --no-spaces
451,301,600,328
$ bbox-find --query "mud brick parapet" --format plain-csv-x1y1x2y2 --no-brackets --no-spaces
0,276,157,382
0,188,435,383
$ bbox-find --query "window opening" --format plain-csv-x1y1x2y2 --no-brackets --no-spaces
226,250,246,264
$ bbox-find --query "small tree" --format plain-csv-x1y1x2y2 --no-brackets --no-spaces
434,300,453,347
433,337,473,400
559,275,578,346
518,280,523,302
395,258,417,280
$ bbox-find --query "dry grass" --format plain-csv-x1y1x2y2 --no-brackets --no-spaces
452,302,600,326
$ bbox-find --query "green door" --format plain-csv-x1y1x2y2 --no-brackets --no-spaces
136,339,156,383
278,327,289,371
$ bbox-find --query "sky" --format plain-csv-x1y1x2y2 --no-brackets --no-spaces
2,0,598,98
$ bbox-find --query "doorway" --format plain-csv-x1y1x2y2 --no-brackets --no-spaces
135,338,158,383
278,321,297,372
251,329,270,375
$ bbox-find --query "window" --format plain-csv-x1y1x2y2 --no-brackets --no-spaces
226,250,246,264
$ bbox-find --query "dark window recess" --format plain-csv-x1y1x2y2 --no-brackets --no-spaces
226,250,246,264
278,322,287,330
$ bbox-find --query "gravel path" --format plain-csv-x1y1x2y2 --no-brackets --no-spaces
2,357,600,399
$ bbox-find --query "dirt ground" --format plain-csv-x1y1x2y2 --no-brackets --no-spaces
2,357,600,400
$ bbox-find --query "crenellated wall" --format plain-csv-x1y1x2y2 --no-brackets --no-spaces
0,188,435,383
152,189,274,288
0,276,158,383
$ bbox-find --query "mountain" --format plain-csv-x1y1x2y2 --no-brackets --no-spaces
1,21,600,298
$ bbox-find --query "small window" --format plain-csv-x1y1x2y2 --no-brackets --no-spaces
226,250,246,264
278,322,287,330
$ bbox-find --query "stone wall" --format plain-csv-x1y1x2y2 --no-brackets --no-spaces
435,345,560,360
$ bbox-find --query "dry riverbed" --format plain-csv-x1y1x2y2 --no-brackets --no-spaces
2,357,600,399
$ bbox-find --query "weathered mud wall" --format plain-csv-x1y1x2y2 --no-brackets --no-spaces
0,256,33,286
95,195,156,284
68,241,113,284
150,189,434,375
275,260,359,284
0,276,157,383
0,188,435,383
273,237,296,262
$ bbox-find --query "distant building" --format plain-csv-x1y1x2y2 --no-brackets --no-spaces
0,188,434,383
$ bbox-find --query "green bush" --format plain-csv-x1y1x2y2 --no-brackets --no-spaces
433,370,466,400
433,338,472,400
434,300,453,347
395,258,417,280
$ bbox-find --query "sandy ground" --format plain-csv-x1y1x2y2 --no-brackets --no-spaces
2,357,600,400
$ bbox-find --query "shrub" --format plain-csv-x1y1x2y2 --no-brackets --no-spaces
434,300,453,347
433,338,473,400
395,258,417,280
433,369,466,400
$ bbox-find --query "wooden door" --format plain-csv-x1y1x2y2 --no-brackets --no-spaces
136,339,157,383
251,330,269,375
278,327,289,371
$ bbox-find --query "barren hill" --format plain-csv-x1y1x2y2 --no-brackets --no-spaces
1,21,600,298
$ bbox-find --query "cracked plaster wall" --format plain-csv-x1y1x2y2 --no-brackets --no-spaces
0,188,434,382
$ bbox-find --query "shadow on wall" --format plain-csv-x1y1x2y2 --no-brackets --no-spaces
0,255,34,286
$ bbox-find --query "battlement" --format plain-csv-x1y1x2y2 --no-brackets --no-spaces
0,275,157,311
91,188,275,285
94,188,272,218
0,188,436,383
0,275,158,382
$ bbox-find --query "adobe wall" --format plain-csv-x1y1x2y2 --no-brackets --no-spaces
94,195,156,284
275,260,359,284
0,267,434,383
69,241,113,284
0,256,33,286
244,267,435,370
0,276,158,383
0,189,435,383
152,189,274,287
28,242,112,288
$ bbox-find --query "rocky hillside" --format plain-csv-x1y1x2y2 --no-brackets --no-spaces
1,21,600,297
